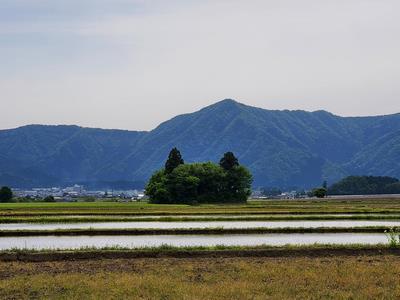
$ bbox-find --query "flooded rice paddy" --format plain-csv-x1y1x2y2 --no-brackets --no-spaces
5,214,400,219
0,233,387,250
1,220,400,230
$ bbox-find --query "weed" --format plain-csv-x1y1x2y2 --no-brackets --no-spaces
385,227,400,248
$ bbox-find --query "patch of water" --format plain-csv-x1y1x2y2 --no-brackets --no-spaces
1,220,400,230
0,233,387,250
10,214,399,219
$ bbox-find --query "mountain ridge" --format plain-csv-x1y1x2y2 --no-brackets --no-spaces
1,99,399,188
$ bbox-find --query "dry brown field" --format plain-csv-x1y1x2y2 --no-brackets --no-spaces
1,252,400,299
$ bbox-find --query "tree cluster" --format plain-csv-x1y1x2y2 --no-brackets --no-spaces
43,195,56,202
307,180,329,198
328,176,400,195
310,187,327,198
146,149,252,204
0,186,13,203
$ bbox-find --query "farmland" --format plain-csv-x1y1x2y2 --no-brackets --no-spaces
2,198,400,216
1,198,400,298
1,248,400,299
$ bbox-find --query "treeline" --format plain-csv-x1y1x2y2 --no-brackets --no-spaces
0,186,13,203
329,176,400,195
146,148,252,204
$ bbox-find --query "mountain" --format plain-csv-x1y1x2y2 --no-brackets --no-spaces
1,99,399,189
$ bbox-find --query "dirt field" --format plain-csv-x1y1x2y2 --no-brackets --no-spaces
1,252,400,299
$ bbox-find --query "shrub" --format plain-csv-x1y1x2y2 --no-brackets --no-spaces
312,188,327,198
0,186,13,203
43,195,56,202
385,227,400,248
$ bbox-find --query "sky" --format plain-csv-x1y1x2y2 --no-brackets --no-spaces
0,0,399,131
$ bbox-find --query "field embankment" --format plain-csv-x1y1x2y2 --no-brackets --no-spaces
3,214,400,223
0,244,398,262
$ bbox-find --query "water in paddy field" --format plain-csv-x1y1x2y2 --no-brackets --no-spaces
8,214,400,219
1,220,400,230
0,233,387,250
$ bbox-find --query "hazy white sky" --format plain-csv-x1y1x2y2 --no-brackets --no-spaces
1,0,399,131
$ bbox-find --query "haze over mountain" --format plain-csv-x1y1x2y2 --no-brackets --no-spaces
1,99,399,189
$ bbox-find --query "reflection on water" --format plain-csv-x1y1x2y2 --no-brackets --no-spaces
1,220,400,230
0,233,387,250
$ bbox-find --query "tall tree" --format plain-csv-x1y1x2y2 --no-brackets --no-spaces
165,147,184,173
219,152,239,171
219,152,252,202
222,166,253,202
0,186,13,203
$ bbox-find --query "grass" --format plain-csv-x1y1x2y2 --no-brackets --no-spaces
0,243,392,254
3,198,400,223
3,198,400,217
0,244,396,261
1,249,400,299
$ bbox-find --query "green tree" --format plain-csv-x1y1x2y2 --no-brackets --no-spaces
0,186,13,203
168,166,200,204
146,153,253,204
145,169,171,203
165,147,184,174
219,152,239,171
193,162,225,203
222,165,253,202
219,152,252,202
168,163,226,204
313,188,327,198
329,176,399,195
43,195,56,202
385,182,400,194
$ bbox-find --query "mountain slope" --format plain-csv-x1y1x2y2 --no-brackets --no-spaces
0,125,146,187
0,99,399,188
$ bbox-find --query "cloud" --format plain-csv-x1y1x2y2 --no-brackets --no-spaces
0,0,399,130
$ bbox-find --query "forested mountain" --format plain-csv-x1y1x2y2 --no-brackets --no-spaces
1,99,399,188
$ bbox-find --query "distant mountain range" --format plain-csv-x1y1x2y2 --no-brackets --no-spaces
1,99,399,189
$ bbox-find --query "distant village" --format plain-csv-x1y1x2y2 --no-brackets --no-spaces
12,185,146,202
11,184,309,202
252,190,308,200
